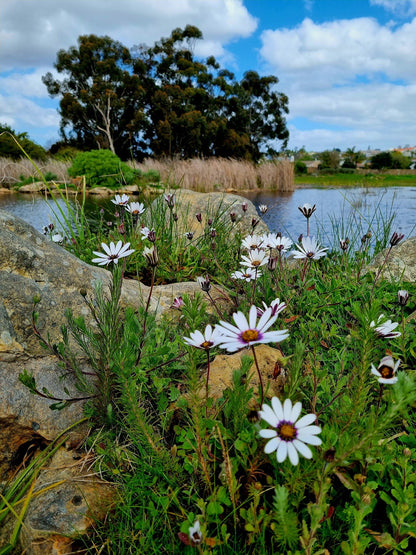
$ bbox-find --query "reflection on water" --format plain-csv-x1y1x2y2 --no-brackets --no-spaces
0,186,415,248
245,186,416,245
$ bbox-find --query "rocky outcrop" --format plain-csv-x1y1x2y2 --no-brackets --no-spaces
150,189,268,238
365,237,416,282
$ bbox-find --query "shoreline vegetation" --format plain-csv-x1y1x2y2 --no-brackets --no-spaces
2,156,416,196
2,158,416,552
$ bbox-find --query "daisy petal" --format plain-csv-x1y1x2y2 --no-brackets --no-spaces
283,398,293,420
296,413,317,429
271,397,284,421
293,439,313,459
259,404,279,427
264,437,281,454
276,441,288,462
258,429,277,439
287,442,299,465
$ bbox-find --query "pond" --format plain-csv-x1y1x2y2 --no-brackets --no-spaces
0,186,415,249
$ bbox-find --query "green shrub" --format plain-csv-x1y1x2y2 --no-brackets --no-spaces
68,149,137,188
0,123,47,161
294,160,307,175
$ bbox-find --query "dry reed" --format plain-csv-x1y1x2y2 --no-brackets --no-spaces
133,157,294,192
0,157,70,185
0,156,294,192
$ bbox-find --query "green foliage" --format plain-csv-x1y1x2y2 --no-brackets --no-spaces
0,123,46,160
68,149,137,188
15,180,416,553
294,160,307,174
44,27,289,161
370,150,411,170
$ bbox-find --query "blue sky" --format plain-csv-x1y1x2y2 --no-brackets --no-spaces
1,0,416,153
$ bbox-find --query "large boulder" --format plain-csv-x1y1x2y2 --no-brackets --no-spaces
365,237,416,282
150,189,268,238
0,209,202,477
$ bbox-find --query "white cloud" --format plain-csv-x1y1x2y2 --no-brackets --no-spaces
370,0,416,16
0,68,53,98
260,17,416,86
0,0,257,71
0,95,59,128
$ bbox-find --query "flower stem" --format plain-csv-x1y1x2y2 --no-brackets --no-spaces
135,265,156,366
251,344,264,406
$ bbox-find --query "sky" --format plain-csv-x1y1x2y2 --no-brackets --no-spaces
1,0,416,154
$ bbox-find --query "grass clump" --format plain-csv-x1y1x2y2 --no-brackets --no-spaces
12,188,416,554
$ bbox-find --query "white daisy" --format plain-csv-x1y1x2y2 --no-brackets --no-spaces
183,324,223,350
240,248,269,269
92,241,134,266
241,234,264,250
290,236,328,260
111,194,130,206
231,268,261,281
259,204,268,215
51,233,64,243
257,298,286,318
188,520,202,545
371,355,400,384
215,305,289,352
259,397,322,465
275,236,293,253
370,314,401,338
126,202,145,215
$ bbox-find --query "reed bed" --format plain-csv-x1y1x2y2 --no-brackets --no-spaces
0,156,294,192
0,157,71,185
133,157,294,192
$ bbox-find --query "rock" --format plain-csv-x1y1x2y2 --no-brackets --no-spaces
19,182,47,193
150,189,268,239
0,209,204,477
204,344,287,406
0,447,114,554
365,237,416,282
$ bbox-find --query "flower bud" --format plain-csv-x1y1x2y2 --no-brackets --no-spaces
398,289,409,306
390,231,404,246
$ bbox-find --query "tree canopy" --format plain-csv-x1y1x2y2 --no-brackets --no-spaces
0,124,46,160
43,27,289,161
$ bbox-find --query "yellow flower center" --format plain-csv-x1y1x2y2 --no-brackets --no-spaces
252,260,261,267
278,423,297,440
306,252,314,258
380,365,393,378
241,329,259,342
201,340,213,349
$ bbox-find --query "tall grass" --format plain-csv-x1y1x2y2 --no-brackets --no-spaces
0,156,70,185
130,157,294,192
0,156,294,192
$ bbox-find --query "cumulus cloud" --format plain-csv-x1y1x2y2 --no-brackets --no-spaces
0,0,257,71
0,68,53,98
0,94,59,128
370,0,416,16
260,17,416,86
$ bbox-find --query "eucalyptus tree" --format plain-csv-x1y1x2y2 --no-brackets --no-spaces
43,35,147,159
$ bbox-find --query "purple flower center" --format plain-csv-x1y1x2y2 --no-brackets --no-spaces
241,329,261,343
277,421,297,441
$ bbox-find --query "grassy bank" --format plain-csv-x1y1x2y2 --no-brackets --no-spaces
3,186,416,554
295,172,416,187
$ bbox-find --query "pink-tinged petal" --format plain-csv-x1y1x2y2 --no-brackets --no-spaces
276,441,288,462
264,437,281,454
258,429,277,439
287,442,299,465
233,311,249,330
216,321,240,335
218,340,244,352
259,404,279,427
258,309,278,333
271,397,284,421
293,439,313,459
261,330,289,344
297,432,322,446
191,330,205,344
115,240,123,253
290,401,302,423
283,398,293,420
91,257,107,265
